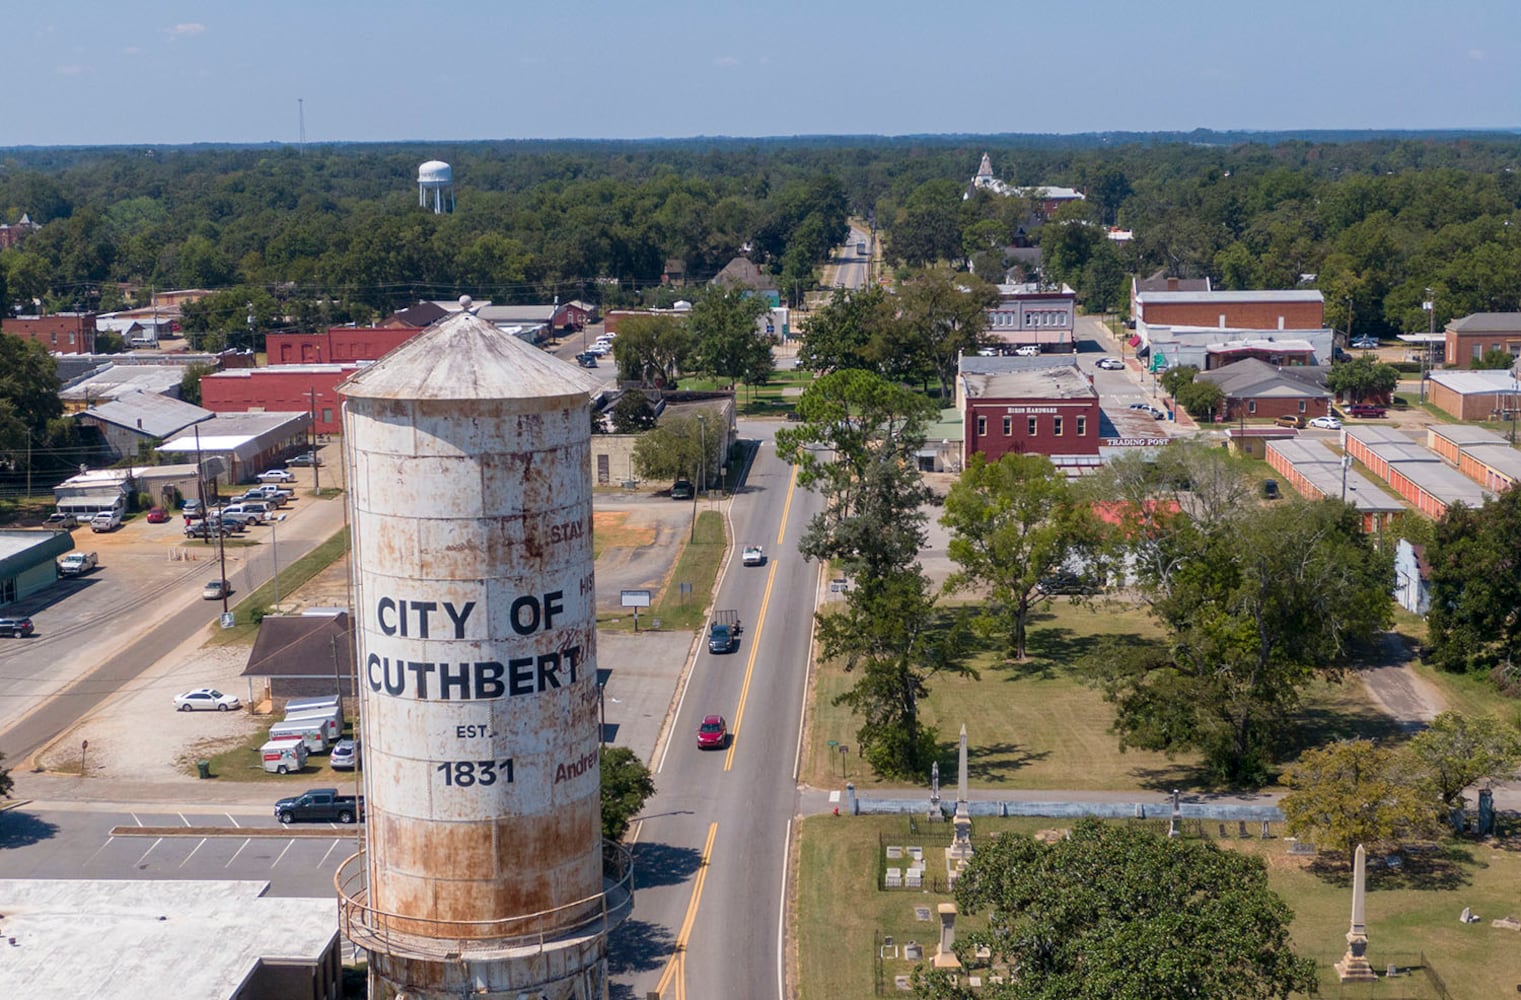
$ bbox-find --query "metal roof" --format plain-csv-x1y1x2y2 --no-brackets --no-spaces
77,391,213,438
338,310,603,403
1428,370,1520,394
0,529,74,578
1448,312,1521,333
961,366,1096,400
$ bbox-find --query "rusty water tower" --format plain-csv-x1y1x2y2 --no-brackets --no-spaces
335,311,630,999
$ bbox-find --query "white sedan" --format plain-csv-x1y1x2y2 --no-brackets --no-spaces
257,469,295,482
174,687,242,712
742,545,766,566
1095,357,1126,371
1307,415,1343,430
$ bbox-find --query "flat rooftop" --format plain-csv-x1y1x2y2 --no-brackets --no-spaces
961,366,1095,401
0,879,337,1000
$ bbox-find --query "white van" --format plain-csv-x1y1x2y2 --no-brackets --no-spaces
90,511,122,533
267,718,331,753
259,738,309,774
284,704,343,743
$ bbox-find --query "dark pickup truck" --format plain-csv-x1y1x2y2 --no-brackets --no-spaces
708,609,742,654
275,787,364,824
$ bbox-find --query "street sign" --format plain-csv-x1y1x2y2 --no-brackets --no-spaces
620,590,651,608
219,612,235,629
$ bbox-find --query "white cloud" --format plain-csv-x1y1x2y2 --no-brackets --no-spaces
55,64,89,76
714,55,739,68
165,22,206,40
124,46,142,56
1468,48,1486,62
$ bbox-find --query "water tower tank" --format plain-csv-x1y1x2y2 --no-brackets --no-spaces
335,311,630,998
417,159,455,214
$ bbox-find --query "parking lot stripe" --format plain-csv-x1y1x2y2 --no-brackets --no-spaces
178,812,190,826
179,838,208,867
272,839,297,868
134,838,163,867
224,839,252,868
82,837,116,868
316,840,343,868
226,814,241,828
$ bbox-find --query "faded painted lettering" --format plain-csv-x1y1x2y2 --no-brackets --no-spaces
365,646,581,701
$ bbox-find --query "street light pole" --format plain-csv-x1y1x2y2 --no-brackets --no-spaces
1341,455,1351,503
1422,289,1435,403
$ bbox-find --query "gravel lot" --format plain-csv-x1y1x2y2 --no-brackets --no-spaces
37,642,264,782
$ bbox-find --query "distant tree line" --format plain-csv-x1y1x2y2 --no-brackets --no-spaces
6,135,1521,340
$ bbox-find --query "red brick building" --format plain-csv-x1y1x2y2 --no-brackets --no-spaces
1134,290,1324,331
3,313,97,354
199,364,359,435
959,363,1100,467
1443,313,1521,367
265,327,422,365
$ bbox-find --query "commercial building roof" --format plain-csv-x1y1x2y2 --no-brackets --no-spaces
961,365,1096,401
1427,424,1513,448
1135,289,1325,305
0,879,338,1000
1265,440,1405,514
0,529,74,577
1428,370,1521,395
158,411,309,453
78,391,213,438
60,364,188,403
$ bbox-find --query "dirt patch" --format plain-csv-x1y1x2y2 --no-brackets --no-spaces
593,510,656,554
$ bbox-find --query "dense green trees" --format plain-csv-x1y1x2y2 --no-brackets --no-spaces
1091,447,1392,784
1326,355,1400,403
923,820,1317,1000
778,370,970,778
1280,739,1434,863
0,336,63,460
686,286,775,388
1425,487,1521,676
940,453,1103,660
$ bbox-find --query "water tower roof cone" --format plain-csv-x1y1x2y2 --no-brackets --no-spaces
339,310,602,404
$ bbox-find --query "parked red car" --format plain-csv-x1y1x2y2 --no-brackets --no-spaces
1346,404,1387,418
145,507,169,523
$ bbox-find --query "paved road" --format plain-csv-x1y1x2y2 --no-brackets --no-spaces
613,430,821,1000
0,475,349,762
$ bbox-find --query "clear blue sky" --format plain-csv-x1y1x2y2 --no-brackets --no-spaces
5,1,1517,146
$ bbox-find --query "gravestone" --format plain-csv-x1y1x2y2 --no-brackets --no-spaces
1479,788,1496,836
1238,820,1250,838
928,761,942,822
903,941,923,960
1460,906,1476,924
1261,821,1273,839
1168,789,1182,838
933,903,963,969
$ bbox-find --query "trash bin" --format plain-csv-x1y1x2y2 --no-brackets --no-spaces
196,760,212,779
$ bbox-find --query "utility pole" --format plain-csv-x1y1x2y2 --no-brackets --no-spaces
305,386,322,495
1422,289,1436,403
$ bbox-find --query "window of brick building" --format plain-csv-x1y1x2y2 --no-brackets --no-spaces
1002,416,1012,436
977,416,987,436
1053,416,1063,436
1076,415,1087,436
1027,416,1038,435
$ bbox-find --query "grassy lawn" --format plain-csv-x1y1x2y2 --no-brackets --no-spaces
795,814,1521,999
805,599,1196,792
805,598,1435,794
206,527,351,646
597,509,726,634
680,368,815,418
195,716,361,784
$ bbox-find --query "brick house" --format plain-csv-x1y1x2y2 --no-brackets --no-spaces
959,360,1100,468
3,313,98,354
1195,358,1332,423
1443,313,1521,367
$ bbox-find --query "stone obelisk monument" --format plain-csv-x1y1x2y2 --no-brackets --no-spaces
948,725,973,862
1335,844,1378,982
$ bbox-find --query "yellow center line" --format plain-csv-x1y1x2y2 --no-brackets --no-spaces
775,462,797,546
655,822,718,997
724,560,774,771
